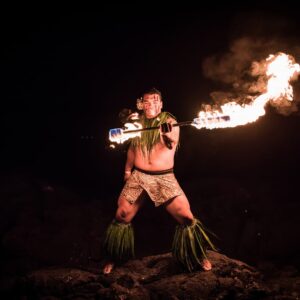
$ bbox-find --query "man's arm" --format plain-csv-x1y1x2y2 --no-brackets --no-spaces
124,145,135,180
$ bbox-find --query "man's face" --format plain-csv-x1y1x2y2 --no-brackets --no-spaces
142,93,163,118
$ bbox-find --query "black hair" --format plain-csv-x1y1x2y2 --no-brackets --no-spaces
142,87,162,100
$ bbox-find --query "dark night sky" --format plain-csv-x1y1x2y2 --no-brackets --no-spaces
1,7,300,195
1,7,300,274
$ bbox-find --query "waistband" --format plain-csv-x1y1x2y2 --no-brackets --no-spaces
134,166,174,175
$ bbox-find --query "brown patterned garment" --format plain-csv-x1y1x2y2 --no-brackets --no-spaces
120,168,185,207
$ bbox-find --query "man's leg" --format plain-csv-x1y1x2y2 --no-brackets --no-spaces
165,194,214,271
164,194,193,224
103,194,144,274
115,194,144,223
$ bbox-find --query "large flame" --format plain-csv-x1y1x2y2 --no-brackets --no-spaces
109,52,300,144
192,53,300,129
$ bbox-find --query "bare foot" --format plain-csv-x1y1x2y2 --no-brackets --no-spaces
103,262,114,274
201,259,212,271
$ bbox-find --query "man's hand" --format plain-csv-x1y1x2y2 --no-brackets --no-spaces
160,122,173,149
124,171,131,181
160,122,172,133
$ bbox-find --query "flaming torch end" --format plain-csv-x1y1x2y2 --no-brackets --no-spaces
109,128,124,144
192,115,231,129
109,122,143,145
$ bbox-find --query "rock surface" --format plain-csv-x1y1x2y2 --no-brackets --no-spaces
12,251,300,299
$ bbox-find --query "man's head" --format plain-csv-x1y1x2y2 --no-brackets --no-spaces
138,88,163,119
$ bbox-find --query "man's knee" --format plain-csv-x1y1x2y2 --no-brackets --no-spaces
116,209,128,223
174,205,192,217
182,215,194,225
177,210,194,225
115,203,133,223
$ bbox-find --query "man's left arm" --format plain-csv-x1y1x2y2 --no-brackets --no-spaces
124,145,135,180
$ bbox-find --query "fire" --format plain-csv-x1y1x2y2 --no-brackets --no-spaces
192,53,300,130
109,122,142,144
109,52,300,144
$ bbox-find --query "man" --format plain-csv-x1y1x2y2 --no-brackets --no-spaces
103,88,216,274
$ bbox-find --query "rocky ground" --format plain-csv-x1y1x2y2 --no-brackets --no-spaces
1,173,300,299
3,251,299,300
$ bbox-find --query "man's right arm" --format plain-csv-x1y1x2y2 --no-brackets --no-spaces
124,145,135,181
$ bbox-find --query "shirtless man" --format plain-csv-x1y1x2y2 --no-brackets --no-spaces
103,88,216,274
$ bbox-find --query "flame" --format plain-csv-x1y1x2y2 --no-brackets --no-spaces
109,122,142,144
192,53,300,130
108,52,300,145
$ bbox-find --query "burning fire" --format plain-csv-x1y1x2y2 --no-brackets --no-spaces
109,52,300,144
192,53,300,129
109,122,142,144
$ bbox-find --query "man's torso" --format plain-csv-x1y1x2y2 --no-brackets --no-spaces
133,140,176,171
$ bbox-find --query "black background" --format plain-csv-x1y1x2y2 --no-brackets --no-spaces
1,6,300,273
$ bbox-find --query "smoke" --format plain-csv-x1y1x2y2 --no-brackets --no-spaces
202,37,300,115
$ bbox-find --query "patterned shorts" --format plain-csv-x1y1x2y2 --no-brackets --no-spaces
120,168,185,207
